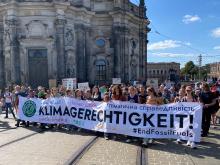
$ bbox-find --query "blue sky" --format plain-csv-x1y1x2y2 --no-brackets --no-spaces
130,0,220,67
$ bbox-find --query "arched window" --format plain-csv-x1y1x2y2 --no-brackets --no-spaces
96,60,106,81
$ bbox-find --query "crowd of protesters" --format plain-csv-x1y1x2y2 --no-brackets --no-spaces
0,81,220,149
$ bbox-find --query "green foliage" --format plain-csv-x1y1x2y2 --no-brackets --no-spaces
181,61,209,80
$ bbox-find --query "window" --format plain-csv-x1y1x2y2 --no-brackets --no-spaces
161,70,163,74
96,60,106,81
157,70,159,74
96,38,105,47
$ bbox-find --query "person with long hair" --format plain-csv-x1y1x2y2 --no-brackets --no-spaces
92,86,102,101
142,87,160,146
111,85,123,101
174,88,185,103
177,86,198,149
125,86,139,143
138,86,147,104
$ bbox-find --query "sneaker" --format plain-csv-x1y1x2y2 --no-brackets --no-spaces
186,140,191,146
104,136,109,140
126,139,131,143
112,136,117,140
4,116,8,119
190,142,197,149
201,133,208,137
176,139,182,144
142,141,148,146
148,139,153,144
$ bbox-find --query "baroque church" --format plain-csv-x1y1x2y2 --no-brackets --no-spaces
0,0,150,88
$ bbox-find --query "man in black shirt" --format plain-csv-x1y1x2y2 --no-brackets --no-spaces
199,83,217,137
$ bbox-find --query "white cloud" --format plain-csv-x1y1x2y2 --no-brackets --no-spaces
185,42,191,46
151,52,195,58
182,15,201,24
148,40,181,50
212,27,220,38
214,46,220,50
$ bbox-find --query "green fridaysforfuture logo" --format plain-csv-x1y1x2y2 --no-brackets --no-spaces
22,100,37,117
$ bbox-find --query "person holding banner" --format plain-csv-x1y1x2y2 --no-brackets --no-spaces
177,86,198,148
111,85,123,101
103,92,111,140
127,86,139,103
174,88,185,103
84,89,93,100
75,89,84,100
138,86,147,104
15,86,29,127
142,87,161,146
92,86,102,101
126,86,139,143
109,86,124,140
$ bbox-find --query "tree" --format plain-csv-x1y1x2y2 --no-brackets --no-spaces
181,61,199,80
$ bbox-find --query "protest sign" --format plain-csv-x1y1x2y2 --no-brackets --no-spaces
18,97,202,142
112,78,121,84
146,78,158,91
49,79,57,88
62,78,77,89
78,82,90,91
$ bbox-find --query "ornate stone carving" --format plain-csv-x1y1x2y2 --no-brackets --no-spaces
65,50,76,78
130,58,137,80
25,20,48,38
65,28,74,46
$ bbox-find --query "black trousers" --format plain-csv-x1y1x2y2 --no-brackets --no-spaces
202,109,212,135
5,103,16,118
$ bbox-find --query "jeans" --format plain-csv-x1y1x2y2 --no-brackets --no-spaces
5,103,16,119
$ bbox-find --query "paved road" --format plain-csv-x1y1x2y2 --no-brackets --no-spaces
0,114,220,165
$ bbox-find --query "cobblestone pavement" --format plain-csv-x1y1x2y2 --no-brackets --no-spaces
147,127,220,165
0,114,220,165
0,115,94,165
77,127,220,165
77,138,138,165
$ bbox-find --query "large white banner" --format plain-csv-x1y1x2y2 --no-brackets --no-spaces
18,97,203,142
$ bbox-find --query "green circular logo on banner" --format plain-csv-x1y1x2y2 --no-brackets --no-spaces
22,100,37,117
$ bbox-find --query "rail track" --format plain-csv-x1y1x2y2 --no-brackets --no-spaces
64,136,147,165
64,136,99,165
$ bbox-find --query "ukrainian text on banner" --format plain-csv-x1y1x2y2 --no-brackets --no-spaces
18,96,203,142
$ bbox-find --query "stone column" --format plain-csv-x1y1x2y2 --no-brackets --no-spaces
113,25,129,83
75,24,86,82
55,18,66,81
113,25,122,79
4,17,20,85
85,26,91,82
0,24,4,88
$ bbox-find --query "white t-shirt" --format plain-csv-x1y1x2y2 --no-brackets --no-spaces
4,92,12,103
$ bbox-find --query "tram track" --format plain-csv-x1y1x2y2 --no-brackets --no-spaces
137,146,147,165
64,136,99,165
0,128,44,149
64,135,148,165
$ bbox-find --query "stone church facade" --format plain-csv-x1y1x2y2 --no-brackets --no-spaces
0,0,149,88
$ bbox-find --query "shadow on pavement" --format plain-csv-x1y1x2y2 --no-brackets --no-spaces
149,130,220,161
